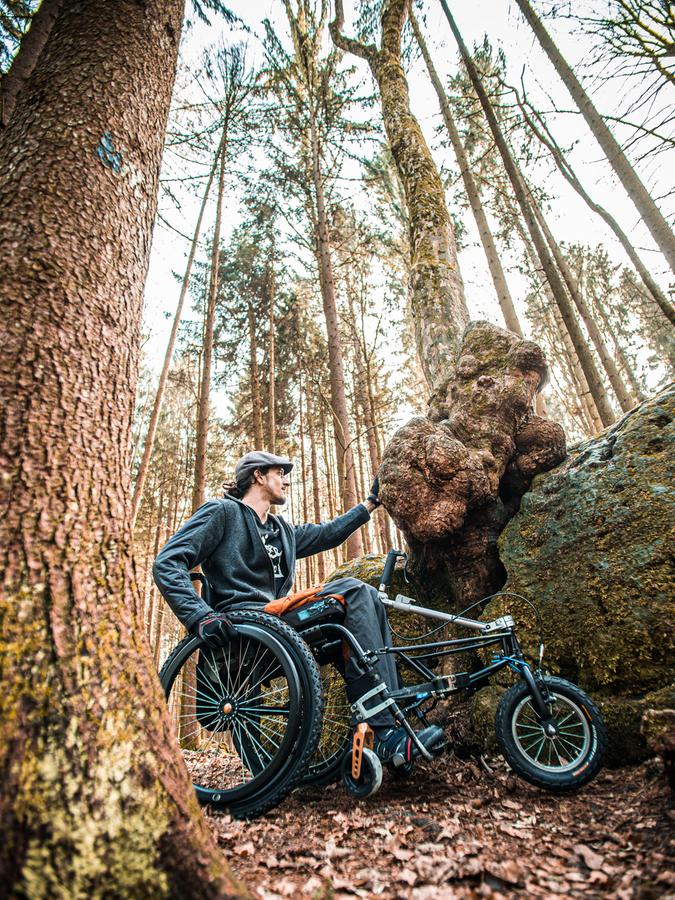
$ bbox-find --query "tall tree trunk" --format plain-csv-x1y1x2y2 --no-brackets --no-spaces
299,398,312,584
409,8,522,336
321,401,337,522
267,267,276,453
441,1,616,427
309,116,362,556
590,289,646,403
518,221,603,431
541,304,596,434
514,0,675,275
0,0,63,128
248,301,265,447
309,398,326,582
331,0,470,391
192,134,228,512
517,98,675,325
0,1,243,894
529,194,634,413
132,140,222,524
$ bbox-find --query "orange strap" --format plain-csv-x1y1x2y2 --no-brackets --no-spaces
352,723,374,779
263,584,345,617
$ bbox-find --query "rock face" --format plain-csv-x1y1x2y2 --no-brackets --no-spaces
491,385,675,763
379,321,566,605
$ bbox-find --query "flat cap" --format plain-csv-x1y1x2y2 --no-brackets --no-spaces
235,451,294,482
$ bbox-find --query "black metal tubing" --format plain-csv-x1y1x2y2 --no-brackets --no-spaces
518,660,553,719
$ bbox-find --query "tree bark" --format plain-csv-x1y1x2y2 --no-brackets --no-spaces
309,114,362,556
0,1,244,894
530,195,634,413
518,220,603,432
248,301,265,447
0,0,63,128
590,287,646,403
267,264,276,453
309,397,326,582
514,0,675,275
409,8,522,336
440,0,616,427
192,133,228,512
132,140,222,525
331,0,470,392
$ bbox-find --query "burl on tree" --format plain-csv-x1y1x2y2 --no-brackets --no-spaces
379,321,566,606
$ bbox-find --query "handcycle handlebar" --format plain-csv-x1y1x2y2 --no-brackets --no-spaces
379,548,406,594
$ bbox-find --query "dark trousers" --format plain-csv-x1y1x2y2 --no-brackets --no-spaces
317,577,398,727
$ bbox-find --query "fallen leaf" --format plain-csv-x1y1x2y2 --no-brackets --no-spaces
574,843,604,870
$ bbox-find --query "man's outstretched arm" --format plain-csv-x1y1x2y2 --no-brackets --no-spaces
294,477,381,559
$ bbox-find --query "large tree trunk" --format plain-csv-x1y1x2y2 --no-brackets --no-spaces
517,218,603,432
514,0,675,275
441,0,616,427
132,139,222,525
192,134,228,512
267,265,276,453
309,398,326,582
529,193,634,413
309,115,362,557
0,1,243,895
248,301,265,447
0,0,63,128
409,9,522,336
331,0,470,392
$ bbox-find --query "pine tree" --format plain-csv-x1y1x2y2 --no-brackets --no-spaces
0,1,243,892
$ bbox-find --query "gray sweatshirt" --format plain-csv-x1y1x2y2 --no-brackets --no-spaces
152,494,371,630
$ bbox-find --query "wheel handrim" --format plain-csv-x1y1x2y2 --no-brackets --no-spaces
164,629,300,802
305,664,351,778
512,691,591,773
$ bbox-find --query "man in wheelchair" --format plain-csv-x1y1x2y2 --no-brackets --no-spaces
153,450,443,766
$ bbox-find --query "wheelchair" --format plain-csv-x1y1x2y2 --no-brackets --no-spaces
159,550,607,819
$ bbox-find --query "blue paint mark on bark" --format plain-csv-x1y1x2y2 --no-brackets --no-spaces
96,132,123,174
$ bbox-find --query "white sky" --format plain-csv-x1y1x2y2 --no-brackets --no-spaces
142,0,674,417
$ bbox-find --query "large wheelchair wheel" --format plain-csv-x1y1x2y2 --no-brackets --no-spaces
495,675,606,793
160,610,324,819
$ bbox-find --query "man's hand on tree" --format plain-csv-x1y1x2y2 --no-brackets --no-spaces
367,475,381,508
195,613,237,648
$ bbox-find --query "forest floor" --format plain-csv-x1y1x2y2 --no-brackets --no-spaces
207,755,674,900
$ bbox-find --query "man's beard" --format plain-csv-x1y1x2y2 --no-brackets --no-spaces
274,493,287,506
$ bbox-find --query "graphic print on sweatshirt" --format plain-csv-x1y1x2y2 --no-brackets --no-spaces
257,519,286,584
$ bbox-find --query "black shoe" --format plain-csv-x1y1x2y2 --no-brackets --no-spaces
373,724,445,767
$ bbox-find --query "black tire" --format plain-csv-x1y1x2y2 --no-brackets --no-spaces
226,611,324,818
341,747,383,798
159,610,324,819
495,675,606,792
301,661,352,787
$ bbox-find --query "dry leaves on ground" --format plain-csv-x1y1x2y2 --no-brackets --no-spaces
207,756,674,899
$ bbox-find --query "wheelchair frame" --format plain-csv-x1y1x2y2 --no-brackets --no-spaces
298,587,547,763
162,552,605,814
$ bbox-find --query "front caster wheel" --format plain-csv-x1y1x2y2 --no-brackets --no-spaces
496,675,606,793
341,747,383,798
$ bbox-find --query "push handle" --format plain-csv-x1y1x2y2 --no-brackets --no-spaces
189,570,212,606
379,549,404,594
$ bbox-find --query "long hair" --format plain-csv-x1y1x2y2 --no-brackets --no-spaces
223,466,270,499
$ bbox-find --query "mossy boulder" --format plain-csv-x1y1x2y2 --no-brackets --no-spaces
486,385,675,762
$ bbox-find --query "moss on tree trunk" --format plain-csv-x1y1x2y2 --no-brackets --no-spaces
0,1,245,895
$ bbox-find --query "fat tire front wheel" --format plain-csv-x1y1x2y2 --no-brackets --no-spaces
495,675,606,792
